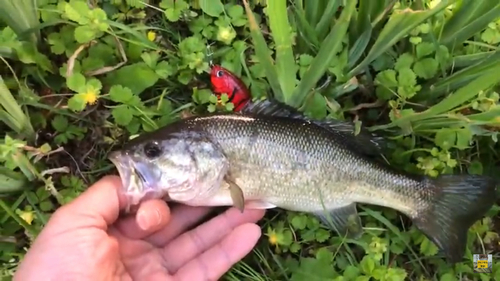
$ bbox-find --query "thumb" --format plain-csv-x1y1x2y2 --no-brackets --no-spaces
114,198,171,239
52,175,129,229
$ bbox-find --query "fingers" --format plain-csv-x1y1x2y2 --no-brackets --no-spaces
114,199,171,239
160,207,265,273
51,175,127,230
174,223,262,281
144,204,213,246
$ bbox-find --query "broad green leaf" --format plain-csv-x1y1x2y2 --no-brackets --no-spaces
395,53,414,71
192,88,213,104
160,0,189,22
303,92,327,120
455,128,473,150
360,255,376,275
67,93,87,112
112,106,134,126
344,265,361,279
86,78,102,92
51,115,68,132
199,0,224,17
290,254,336,281
434,129,456,150
63,0,89,24
419,236,439,256
468,160,484,175
481,27,500,44
398,68,417,87
47,33,65,55
290,215,308,230
74,25,96,43
375,69,398,88
104,62,159,95
141,52,160,69
66,73,86,93
155,61,176,79
416,42,435,59
440,273,458,281
376,87,395,100
108,85,134,104
413,58,439,79
386,268,408,281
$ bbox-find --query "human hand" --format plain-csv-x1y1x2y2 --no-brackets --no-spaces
14,175,265,281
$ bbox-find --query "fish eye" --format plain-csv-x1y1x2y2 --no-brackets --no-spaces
216,70,224,77
143,142,162,159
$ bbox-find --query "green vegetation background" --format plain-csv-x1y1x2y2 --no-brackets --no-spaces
1,0,500,280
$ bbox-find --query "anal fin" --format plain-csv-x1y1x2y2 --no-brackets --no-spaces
314,203,363,239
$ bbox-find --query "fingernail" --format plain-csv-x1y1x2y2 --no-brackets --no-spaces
137,208,161,230
137,210,150,230
153,208,162,227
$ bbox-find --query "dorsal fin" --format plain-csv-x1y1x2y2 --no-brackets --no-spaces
240,98,387,157
240,98,296,118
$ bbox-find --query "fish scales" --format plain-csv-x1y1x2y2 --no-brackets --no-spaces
187,114,425,216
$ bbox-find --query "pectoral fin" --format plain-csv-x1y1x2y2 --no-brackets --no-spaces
224,175,245,213
314,202,363,239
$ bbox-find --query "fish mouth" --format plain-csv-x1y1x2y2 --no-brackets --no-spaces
108,151,139,204
108,151,165,207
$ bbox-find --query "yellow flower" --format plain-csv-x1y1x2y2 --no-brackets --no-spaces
82,90,98,105
268,231,278,245
147,31,157,42
19,210,34,225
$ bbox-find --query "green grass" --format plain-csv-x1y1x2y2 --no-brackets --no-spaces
1,0,500,280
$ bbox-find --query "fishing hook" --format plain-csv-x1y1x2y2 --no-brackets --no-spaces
205,41,217,67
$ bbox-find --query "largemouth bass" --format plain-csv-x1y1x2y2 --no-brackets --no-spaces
109,100,497,264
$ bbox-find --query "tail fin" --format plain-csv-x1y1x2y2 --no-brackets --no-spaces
414,174,497,263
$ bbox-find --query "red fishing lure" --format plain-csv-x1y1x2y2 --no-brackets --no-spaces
210,65,251,112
